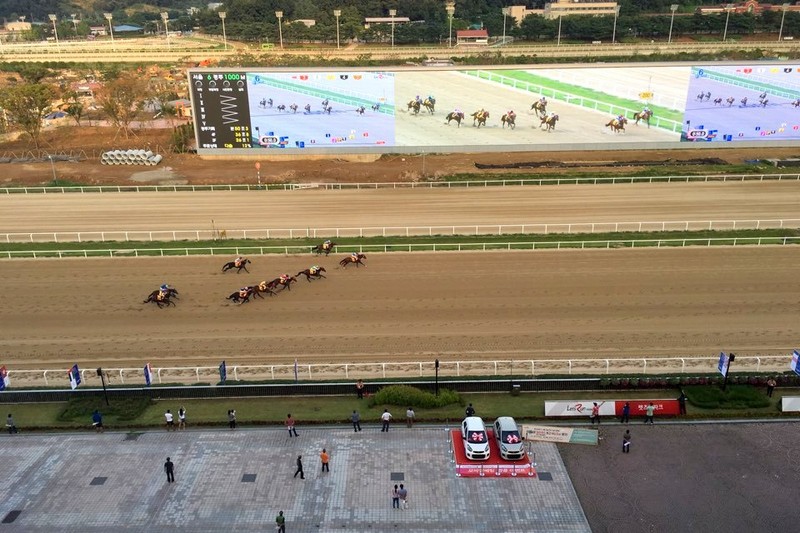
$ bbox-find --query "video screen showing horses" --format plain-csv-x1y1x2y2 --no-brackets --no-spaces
682,65,800,142
245,71,396,149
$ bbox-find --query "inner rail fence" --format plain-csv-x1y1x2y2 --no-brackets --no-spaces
2,236,799,259
4,218,799,244
2,173,799,194
3,355,790,388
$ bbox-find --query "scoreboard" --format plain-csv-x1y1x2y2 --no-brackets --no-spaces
190,71,252,149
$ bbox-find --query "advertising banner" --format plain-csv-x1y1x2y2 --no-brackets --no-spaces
544,400,616,417
143,363,153,387
781,397,800,412
614,400,681,417
0,365,8,391
522,425,598,446
718,352,730,376
68,364,81,390
791,350,800,376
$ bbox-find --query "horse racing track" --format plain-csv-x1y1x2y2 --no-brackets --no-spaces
1,246,799,383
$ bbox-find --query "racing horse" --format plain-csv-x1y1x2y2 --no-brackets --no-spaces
501,112,516,129
422,97,436,114
531,100,547,118
339,253,367,268
633,110,653,127
445,111,465,127
407,100,421,115
605,117,627,133
143,291,176,308
793,99,800,108
266,275,297,292
226,287,254,304
277,104,286,112
304,104,312,114
289,103,298,114
313,241,337,255
471,110,489,128
540,114,559,132
222,258,251,274
323,105,333,115
726,97,735,107
713,97,723,106
321,98,329,108
297,266,327,281
356,106,366,115
250,280,276,298
145,287,179,302
371,103,381,112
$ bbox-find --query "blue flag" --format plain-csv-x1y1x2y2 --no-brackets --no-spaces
69,364,81,390
0,366,7,391
219,360,227,383
144,363,153,386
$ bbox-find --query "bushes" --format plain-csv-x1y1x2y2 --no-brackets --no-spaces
684,385,770,410
367,385,462,409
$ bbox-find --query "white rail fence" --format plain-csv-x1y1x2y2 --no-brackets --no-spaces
2,173,800,194
2,236,799,259
5,355,790,388
4,218,799,244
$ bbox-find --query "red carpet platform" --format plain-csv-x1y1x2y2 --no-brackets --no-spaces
450,429,536,478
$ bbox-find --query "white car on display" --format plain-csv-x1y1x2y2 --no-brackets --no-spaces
461,416,490,461
493,416,525,461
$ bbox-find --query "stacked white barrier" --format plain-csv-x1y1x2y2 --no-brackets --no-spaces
100,149,162,166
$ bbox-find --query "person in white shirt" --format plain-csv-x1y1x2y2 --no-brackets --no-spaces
381,409,392,432
165,410,175,431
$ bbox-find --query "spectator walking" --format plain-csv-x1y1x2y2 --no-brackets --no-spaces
355,379,365,399
622,430,631,453
178,406,186,430
766,378,777,398
275,510,286,533
465,403,475,417
398,484,408,510
294,455,305,479
677,391,688,415
92,410,104,433
644,403,655,425
164,457,175,483
165,410,175,431
320,449,330,472
286,414,299,437
620,402,630,424
228,409,237,429
381,409,392,432
6,413,18,435
351,410,361,432
590,402,601,425
406,407,416,428
391,484,400,509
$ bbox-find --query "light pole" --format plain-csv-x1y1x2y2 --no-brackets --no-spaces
723,4,734,42
389,9,396,48
71,14,78,32
446,2,455,48
501,7,509,45
334,9,341,49
161,12,170,49
557,14,563,46
104,13,114,48
779,3,790,42
275,11,283,49
668,4,678,44
611,5,620,44
48,155,57,182
218,11,227,50
48,14,60,52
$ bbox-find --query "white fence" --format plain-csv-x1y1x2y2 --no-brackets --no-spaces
5,355,791,388
2,173,800,194
2,236,799,259
4,218,799,244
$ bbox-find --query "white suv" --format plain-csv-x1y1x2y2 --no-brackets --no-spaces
461,417,490,461
494,417,525,460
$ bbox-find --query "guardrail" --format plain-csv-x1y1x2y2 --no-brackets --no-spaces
2,236,798,259
2,173,800,194
3,218,799,244
3,355,790,388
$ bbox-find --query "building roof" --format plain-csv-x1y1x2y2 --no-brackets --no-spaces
114,24,144,32
364,17,411,23
456,29,489,37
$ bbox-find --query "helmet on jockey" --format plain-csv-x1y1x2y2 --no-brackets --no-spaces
160,284,169,292
416,95,421,103
351,252,359,260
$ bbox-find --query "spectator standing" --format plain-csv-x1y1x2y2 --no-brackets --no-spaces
6,414,18,435
320,449,330,472
620,402,630,424
165,410,175,431
622,430,631,453
380,409,392,432
228,409,237,430
355,379,365,399
286,414,299,437
178,406,186,430
92,410,104,433
766,378,777,398
391,484,400,509
590,402,601,425
294,455,305,479
677,391,688,415
398,484,408,510
406,407,416,428
351,410,362,432
276,511,286,533
644,403,655,425
465,403,475,417
164,457,175,483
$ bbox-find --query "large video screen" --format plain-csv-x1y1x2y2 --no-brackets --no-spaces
188,63,800,154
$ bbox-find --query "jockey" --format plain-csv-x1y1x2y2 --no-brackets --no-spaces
454,108,462,115
540,96,547,105
415,95,422,104
508,110,515,117
238,287,249,298
351,252,359,261
160,284,169,292
310,265,319,274
427,95,434,102
323,239,332,249
280,274,290,283
617,114,625,123
234,256,243,267
643,106,651,114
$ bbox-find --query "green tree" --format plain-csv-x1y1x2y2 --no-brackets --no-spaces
95,72,148,139
62,90,85,126
0,83,56,149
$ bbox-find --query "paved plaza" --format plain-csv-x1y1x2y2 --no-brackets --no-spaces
0,427,588,533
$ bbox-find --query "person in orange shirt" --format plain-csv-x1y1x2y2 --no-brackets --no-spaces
320,448,330,472
286,414,298,437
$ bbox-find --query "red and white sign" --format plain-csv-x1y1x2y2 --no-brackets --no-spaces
615,399,680,416
545,399,681,417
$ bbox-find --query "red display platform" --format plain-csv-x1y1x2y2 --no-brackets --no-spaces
450,429,536,478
